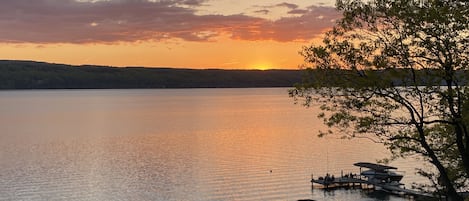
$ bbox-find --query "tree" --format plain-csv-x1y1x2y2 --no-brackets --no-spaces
289,0,469,200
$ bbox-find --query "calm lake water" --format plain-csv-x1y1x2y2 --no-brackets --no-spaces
0,88,429,201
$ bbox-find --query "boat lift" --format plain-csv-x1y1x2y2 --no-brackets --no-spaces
311,162,435,198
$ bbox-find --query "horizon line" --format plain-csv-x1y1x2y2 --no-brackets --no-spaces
0,59,301,71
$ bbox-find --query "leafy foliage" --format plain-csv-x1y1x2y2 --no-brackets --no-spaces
290,0,468,199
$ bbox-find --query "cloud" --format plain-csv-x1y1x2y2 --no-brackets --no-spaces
0,0,340,43
254,9,270,15
287,9,309,15
275,2,299,10
177,0,207,6
231,6,341,42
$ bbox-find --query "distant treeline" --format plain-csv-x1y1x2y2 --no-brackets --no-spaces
0,60,303,89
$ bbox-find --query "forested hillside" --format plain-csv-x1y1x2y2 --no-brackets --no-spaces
0,60,302,89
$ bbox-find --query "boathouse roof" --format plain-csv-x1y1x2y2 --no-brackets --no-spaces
353,162,397,171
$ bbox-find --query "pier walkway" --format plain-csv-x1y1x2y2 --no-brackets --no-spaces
374,183,435,198
311,174,435,198
311,177,367,188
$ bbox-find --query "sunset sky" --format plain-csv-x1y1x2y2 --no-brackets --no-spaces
0,0,339,69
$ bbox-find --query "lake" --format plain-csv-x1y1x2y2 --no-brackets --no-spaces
0,88,427,200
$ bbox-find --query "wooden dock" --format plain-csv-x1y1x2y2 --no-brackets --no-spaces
309,162,469,199
311,174,436,198
311,177,368,189
373,183,435,198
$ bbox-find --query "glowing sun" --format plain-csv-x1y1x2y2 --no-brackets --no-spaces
251,62,272,70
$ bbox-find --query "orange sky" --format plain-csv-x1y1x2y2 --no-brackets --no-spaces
0,0,339,69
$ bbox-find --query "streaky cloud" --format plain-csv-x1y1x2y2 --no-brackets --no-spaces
0,0,340,43
275,2,299,10
253,9,270,15
288,9,309,15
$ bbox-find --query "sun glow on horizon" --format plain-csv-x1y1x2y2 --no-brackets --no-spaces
251,62,274,70
0,0,339,69
0,39,310,69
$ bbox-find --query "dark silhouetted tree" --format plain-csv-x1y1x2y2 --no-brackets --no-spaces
290,0,468,200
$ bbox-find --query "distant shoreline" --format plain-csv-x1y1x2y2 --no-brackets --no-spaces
0,60,302,89
0,86,295,92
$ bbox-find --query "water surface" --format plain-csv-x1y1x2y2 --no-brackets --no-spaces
0,88,426,200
